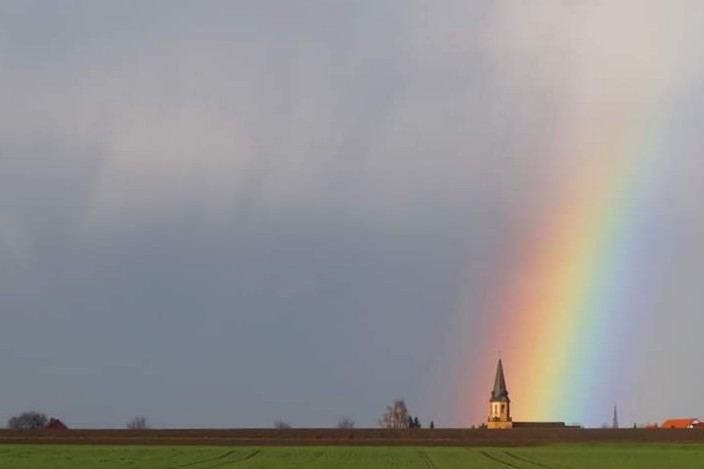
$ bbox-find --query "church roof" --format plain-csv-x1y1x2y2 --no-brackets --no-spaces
490,359,510,403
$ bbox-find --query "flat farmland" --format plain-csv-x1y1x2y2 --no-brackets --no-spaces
1,444,704,468
1,428,703,446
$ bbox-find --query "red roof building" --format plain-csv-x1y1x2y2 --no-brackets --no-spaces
44,418,68,430
661,418,701,429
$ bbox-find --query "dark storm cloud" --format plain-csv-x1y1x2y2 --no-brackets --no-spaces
0,1,702,428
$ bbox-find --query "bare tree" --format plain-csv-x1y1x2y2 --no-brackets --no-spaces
274,419,291,429
338,417,355,429
8,411,48,430
127,416,150,430
379,399,410,429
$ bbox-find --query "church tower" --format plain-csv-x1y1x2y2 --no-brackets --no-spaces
613,403,619,429
487,359,513,429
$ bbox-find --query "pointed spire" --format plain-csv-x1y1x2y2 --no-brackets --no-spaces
490,359,510,403
613,403,619,429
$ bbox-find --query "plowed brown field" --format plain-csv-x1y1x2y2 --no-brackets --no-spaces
1,428,702,447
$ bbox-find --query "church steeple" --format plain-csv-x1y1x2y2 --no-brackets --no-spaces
491,359,510,403
613,403,619,429
487,358,513,429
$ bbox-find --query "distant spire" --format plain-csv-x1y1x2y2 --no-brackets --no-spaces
613,403,619,429
490,359,510,403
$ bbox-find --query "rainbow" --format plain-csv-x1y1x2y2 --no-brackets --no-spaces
452,3,695,427
463,75,671,426
496,139,659,425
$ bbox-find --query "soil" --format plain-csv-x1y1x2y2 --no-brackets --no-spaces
0,428,702,447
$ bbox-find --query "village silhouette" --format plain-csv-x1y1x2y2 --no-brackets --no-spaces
485,358,701,431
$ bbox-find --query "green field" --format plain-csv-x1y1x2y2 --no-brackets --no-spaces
1,445,703,468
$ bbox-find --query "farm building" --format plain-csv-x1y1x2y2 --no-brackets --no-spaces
45,418,68,430
660,418,701,429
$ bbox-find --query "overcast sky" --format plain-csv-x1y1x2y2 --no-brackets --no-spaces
1,1,703,429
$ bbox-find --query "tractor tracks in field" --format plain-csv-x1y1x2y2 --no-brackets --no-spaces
504,451,557,469
479,450,559,469
173,449,261,469
479,451,524,469
199,450,261,468
178,450,238,468
420,450,438,469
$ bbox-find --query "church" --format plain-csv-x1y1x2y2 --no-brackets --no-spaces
487,359,513,429
486,359,568,430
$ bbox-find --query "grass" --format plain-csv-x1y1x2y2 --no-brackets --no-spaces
0,444,703,468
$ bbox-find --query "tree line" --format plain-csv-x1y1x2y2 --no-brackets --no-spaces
378,399,433,429
277,399,435,429
6,412,151,430
8,399,435,430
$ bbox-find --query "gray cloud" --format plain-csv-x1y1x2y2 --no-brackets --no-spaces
0,1,702,428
